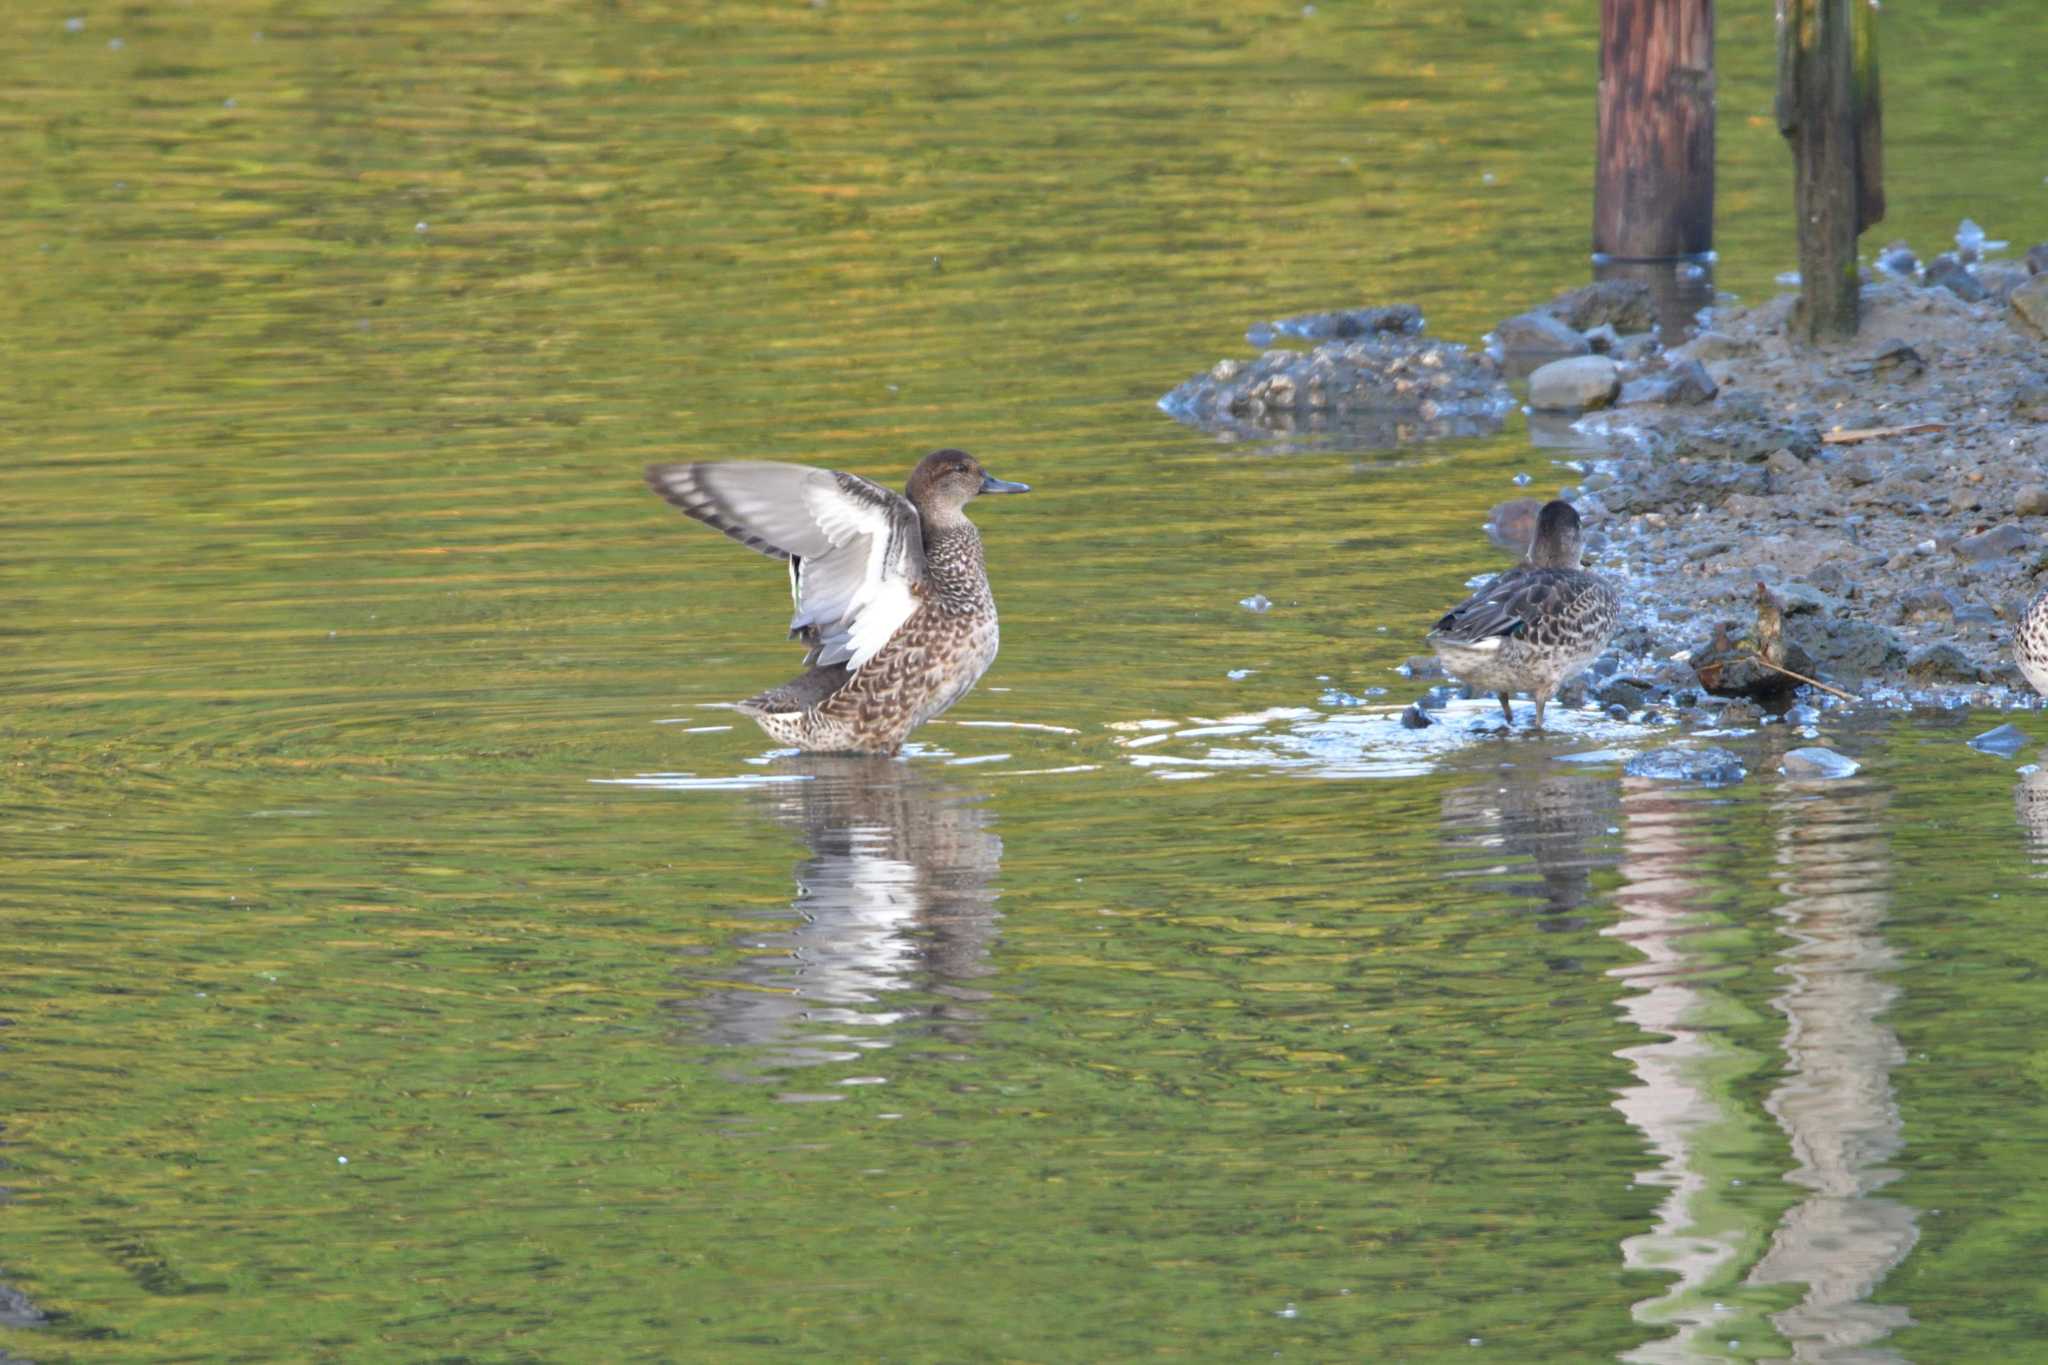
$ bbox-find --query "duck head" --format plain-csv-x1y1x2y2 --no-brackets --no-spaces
1527,500,1585,569
906,449,1030,519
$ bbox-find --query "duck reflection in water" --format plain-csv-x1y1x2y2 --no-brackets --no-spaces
1439,763,1620,938
2015,763,2048,866
679,755,1003,1074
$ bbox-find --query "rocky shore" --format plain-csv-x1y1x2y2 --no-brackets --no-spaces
1168,226,2048,715
1555,245,2048,711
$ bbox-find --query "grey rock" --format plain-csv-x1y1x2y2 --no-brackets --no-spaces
2029,243,2048,276
1678,330,1751,364
1925,253,1988,302
1582,322,1621,353
1978,263,2032,304
1495,311,1591,359
1614,331,1660,362
1899,586,1960,621
2015,483,2048,516
1618,376,1678,407
1867,338,1926,381
1239,593,1272,613
1595,678,1648,711
1401,654,1446,679
1545,279,1656,333
1775,582,1842,616
1399,703,1434,730
1663,358,1719,405
1905,641,1979,683
2014,384,2048,422
1781,746,1860,779
1624,745,1747,785
2011,274,2048,338
1528,355,1621,411
1874,241,1920,278
1969,723,2028,757
1954,523,2032,562
1807,619,1906,683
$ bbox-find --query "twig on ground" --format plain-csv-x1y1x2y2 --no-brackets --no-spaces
1820,422,1945,445
1744,653,1859,704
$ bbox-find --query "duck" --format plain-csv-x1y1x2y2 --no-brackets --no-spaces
645,449,1030,754
1427,499,1619,729
2018,584,2048,697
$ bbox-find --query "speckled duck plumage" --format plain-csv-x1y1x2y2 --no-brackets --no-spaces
1427,499,1619,729
2017,583,2048,697
646,449,1029,754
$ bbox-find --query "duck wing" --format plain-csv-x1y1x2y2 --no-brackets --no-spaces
1430,566,1548,644
647,461,926,671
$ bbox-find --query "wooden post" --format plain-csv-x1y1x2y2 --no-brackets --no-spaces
1778,0,1884,342
1594,0,1716,261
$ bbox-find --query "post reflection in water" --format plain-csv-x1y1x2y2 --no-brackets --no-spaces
1608,774,1918,1363
1747,780,1916,1359
675,756,1004,1077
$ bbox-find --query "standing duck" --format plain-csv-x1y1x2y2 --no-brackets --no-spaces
2018,585,2048,697
646,449,1029,754
1427,499,1619,729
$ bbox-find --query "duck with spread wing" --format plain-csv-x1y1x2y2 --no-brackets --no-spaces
645,449,1030,754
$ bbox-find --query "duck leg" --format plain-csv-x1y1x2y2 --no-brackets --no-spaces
1530,692,1549,730
1498,693,1515,726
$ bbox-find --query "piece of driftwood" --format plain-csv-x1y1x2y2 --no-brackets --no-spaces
1821,422,1943,445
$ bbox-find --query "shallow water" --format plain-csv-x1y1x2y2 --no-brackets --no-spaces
5,2,2048,1360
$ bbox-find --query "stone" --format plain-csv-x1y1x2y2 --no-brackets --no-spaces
1954,523,2032,562
1663,358,1718,405
2011,274,2048,338
1614,332,1660,362
1617,376,1676,407
1545,279,1656,333
1970,723,2029,757
1624,745,1747,785
1528,355,1621,411
1677,330,1750,364
1904,641,1979,683
1978,264,2031,304
1399,703,1434,730
1401,654,1446,679
1246,305,1424,347
1781,747,1860,779
2029,243,2048,276
2014,385,2048,422
1495,311,1590,359
1874,241,1920,278
1899,587,1960,621
1582,322,1621,353
1924,253,1988,302
1595,679,1648,711
2017,484,2048,517
1807,619,1905,683
1867,339,1925,381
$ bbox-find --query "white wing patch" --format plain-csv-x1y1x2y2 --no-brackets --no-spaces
794,476,921,672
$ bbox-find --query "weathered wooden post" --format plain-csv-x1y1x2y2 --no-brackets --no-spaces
1594,0,1716,262
1777,0,1884,342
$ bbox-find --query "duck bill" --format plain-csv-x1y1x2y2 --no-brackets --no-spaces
978,473,1030,494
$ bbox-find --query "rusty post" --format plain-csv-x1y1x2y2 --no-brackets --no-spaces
1778,0,1884,341
1594,0,1716,261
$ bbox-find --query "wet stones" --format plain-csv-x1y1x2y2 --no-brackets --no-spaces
1246,305,1424,348
1806,619,1906,684
2028,243,2048,276
1161,324,1513,446
1781,747,1860,779
1924,253,1989,302
2013,483,2048,517
1528,355,1621,411
1970,722,2028,756
1624,745,1747,785
1494,311,1590,367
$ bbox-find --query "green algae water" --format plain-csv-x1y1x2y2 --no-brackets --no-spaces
4,2,2047,1359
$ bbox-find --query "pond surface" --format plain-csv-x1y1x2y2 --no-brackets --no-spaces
4,2,2046,1360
